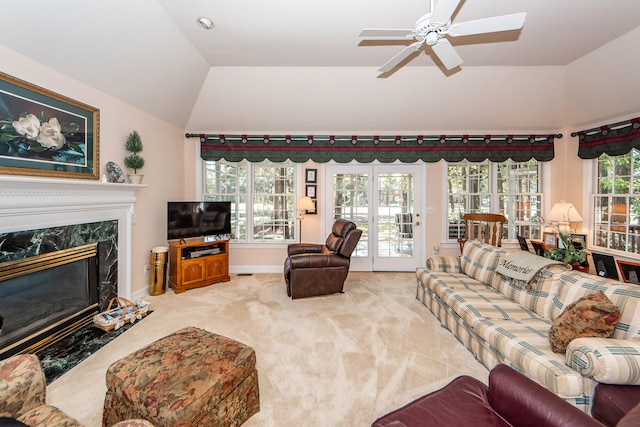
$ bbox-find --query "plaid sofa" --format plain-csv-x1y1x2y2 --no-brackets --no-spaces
416,241,640,413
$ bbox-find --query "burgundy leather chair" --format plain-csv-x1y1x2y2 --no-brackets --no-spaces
592,383,640,426
284,218,362,299
372,364,619,427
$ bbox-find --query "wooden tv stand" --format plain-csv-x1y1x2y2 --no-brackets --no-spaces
168,238,230,294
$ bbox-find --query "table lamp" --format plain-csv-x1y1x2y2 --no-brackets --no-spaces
547,200,582,235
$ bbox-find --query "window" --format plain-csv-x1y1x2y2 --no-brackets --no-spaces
592,149,640,254
447,159,542,241
204,160,296,242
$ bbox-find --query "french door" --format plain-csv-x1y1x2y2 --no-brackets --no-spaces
323,163,424,271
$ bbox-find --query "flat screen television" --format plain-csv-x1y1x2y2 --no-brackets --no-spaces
167,201,231,241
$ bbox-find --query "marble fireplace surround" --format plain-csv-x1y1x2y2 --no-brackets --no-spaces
0,175,144,299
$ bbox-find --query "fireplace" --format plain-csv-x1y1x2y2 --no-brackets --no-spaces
0,243,101,358
0,175,143,359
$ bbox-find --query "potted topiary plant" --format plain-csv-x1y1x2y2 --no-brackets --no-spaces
124,130,144,184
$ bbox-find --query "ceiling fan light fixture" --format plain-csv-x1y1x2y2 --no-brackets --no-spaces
425,32,439,46
359,0,526,74
196,17,214,30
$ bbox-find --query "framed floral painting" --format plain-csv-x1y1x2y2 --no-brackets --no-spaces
0,71,99,179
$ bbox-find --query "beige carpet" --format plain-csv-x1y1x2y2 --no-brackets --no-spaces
47,272,488,426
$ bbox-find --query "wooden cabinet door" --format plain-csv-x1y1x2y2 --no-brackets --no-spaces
181,259,205,286
205,256,226,281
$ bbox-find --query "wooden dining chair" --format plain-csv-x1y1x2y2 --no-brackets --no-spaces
458,213,507,253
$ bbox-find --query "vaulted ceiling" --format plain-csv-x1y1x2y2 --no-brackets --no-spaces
1,0,639,129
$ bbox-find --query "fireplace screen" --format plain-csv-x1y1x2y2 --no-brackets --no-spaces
0,244,98,357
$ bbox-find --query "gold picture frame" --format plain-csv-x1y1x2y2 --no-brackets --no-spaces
0,71,99,179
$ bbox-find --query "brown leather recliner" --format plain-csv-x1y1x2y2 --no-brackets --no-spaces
284,218,362,299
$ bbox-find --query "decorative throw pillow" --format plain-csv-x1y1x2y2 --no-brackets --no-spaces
549,291,621,353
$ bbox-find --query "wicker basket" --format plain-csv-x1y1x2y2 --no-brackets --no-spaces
93,297,149,331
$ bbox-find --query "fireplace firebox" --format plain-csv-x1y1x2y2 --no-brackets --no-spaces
0,244,101,358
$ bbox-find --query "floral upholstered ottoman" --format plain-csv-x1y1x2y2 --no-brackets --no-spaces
102,327,259,427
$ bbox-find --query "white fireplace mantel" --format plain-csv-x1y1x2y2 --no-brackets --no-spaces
0,175,145,298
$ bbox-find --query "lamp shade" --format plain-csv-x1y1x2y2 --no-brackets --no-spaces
296,196,315,211
547,201,582,223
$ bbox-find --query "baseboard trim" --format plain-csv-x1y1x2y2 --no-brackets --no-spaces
229,265,283,274
131,287,151,301
134,266,283,299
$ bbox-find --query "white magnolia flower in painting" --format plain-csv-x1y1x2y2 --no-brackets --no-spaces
12,114,41,140
37,118,66,149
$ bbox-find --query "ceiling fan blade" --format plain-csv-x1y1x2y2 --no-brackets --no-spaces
431,0,462,26
449,12,526,37
359,28,415,39
431,38,463,70
378,42,422,73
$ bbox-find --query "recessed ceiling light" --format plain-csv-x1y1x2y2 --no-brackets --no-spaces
197,17,214,30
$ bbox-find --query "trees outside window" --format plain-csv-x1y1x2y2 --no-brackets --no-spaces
593,149,640,254
204,160,296,242
447,159,542,241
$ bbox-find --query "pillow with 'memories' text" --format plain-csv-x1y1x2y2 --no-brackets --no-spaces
549,291,621,353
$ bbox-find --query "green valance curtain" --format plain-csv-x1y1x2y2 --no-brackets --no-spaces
575,116,640,159
190,133,559,163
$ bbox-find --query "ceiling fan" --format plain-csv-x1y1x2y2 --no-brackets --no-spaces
359,0,526,72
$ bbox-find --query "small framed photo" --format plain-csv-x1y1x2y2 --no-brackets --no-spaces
543,232,558,248
305,184,316,198
616,260,640,284
305,168,317,183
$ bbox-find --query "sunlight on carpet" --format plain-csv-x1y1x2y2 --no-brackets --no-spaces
46,273,488,426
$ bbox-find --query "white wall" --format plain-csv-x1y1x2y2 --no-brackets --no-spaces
0,45,186,296
188,66,566,133
566,26,640,129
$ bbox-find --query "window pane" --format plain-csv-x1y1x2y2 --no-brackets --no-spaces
447,159,542,241
332,172,369,257
204,160,295,242
497,159,542,239
204,161,247,239
592,149,640,254
377,172,415,257
252,163,295,241
447,161,491,239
